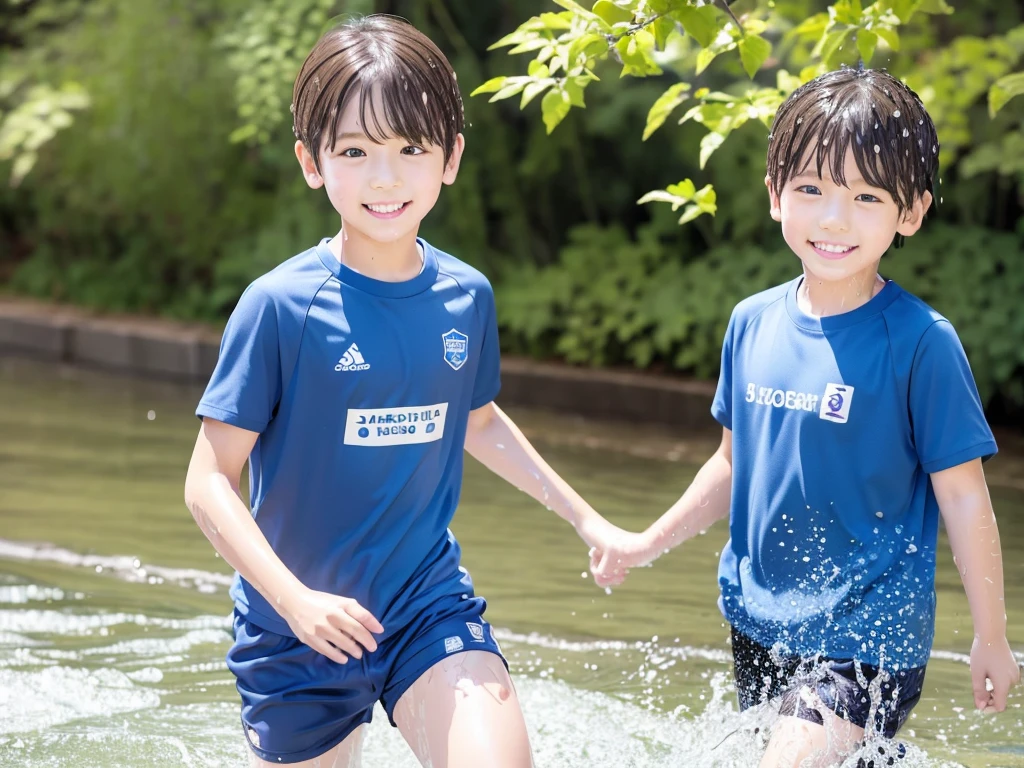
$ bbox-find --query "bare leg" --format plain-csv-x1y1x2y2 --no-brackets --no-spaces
247,724,367,768
759,689,864,768
393,650,533,768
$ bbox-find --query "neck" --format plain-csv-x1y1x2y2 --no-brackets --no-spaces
329,226,422,282
798,266,883,318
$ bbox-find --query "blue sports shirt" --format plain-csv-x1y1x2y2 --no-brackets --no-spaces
197,237,501,639
712,277,997,669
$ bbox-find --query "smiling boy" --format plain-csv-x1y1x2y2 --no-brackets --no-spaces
591,67,1020,766
184,15,629,767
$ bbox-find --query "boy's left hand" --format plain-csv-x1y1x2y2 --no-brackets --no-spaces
576,516,656,588
970,634,1021,712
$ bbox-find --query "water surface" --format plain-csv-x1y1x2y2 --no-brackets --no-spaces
1,358,1021,766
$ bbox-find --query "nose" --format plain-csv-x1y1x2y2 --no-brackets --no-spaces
369,153,402,190
819,196,849,233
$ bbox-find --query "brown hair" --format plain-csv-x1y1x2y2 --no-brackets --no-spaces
767,66,938,217
292,14,464,173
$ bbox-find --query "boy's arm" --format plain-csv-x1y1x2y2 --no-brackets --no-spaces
932,458,1021,712
184,418,382,662
588,426,733,586
464,402,626,551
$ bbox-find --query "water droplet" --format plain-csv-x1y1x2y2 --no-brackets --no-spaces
147,410,156,421
422,91,428,105
902,128,909,137
876,511,884,518
893,109,901,118
874,144,881,153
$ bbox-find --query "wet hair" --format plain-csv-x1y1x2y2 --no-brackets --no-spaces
767,66,938,218
291,15,464,173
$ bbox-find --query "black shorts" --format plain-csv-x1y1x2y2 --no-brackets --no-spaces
731,626,926,739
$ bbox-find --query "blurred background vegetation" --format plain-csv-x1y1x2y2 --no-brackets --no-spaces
1,0,1023,417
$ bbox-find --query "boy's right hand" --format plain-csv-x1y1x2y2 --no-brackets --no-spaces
589,529,659,588
279,587,384,664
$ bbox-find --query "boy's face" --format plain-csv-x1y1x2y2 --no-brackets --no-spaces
767,146,931,283
295,87,464,246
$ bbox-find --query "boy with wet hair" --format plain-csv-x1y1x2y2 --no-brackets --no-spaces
185,14,629,767
591,67,1020,766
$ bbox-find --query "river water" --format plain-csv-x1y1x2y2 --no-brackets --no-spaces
0,358,1021,766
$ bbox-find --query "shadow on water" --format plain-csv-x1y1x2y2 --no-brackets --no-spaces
0,358,1021,766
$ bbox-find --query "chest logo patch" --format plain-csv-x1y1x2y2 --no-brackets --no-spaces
819,383,854,423
442,328,469,371
344,403,449,446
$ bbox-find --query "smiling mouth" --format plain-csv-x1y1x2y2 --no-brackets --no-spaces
364,202,411,217
810,241,857,258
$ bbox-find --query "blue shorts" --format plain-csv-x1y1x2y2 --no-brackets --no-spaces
731,627,926,739
227,591,505,764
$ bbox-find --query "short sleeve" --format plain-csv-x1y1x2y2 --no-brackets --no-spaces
470,282,501,410
711,310,737,430
909,320,997,474
196,283,282,433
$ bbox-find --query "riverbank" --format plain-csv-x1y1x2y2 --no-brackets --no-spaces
0,296,717,430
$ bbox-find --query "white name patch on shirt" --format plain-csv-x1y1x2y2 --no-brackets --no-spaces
344,403,449,446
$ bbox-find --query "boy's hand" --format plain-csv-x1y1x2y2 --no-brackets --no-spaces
582,521,658,589
970,634,1021,712
279,587,384,665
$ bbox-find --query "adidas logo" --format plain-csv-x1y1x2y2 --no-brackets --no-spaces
335,343,370,372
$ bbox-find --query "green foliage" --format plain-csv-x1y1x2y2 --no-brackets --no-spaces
479,0,1023,230
2,0,1023,415
219,0,373,145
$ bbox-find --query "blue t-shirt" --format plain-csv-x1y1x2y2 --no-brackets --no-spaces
712,277,996,669
197,237,501,638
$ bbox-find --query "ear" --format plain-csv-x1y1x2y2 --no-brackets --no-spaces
765,174,782,222
441,133,466,186
896,190,933,237
295,140,324,189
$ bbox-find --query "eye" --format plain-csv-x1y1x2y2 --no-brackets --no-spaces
340,148,365,158
856,193,882,203
796,184,821,195
401,145,425,156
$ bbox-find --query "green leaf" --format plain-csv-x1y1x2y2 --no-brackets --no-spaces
889,0,916,23
738,35,772,79
489,80,528,103
653,16,678,49
915,0,954,14
821,28,855,68
521,80,551,109
699,130,726,169
527,60,551,78
637,189,687,206
856,29,878,63
874,27,900,52
667,180,697,199
471,76,508,96
673,5,718,48
696,41,736,75
10,151,35,186
593,0,633,26
989,72,1024,116
643,82,691,141
677,203,704,225
541,88,572,133
568,32,608,67
564,78,587,108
